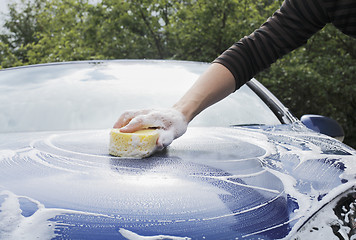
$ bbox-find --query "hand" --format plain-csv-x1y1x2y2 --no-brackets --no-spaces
113,108,188,149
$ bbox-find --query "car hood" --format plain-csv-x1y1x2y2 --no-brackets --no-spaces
0,123,355,239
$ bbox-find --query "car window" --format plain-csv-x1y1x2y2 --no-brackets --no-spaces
0,61,281,132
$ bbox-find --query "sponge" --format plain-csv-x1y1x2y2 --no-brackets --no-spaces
109,128,159,158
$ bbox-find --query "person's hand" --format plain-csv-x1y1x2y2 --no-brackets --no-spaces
113,108,188,150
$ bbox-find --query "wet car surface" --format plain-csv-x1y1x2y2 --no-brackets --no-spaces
0,60,355,239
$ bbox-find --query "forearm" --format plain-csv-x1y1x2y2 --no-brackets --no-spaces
173,63,235,123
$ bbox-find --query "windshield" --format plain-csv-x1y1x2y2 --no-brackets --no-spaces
0,60,281,132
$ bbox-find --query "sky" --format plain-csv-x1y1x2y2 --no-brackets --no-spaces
0,0,20,31
0,0,100,31
0,0,18,16
0,0,13,13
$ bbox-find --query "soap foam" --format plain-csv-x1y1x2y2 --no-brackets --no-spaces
0,150,16,160
0,190,194,240
120,108,188,149
119,228,191,240
203,126,356,239
0,190,57,240
1,125,356,239
136,108,188,149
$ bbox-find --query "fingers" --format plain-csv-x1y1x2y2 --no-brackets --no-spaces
113,111,133,129
119,116,146,133
113,109,151,131
113,108,188,149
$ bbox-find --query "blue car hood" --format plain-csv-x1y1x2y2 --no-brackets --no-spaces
0,123,355,239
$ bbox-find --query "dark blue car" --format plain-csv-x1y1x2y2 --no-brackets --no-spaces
0,60,355,239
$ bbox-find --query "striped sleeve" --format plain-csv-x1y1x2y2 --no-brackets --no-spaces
213,0,356,91
323,0,356,37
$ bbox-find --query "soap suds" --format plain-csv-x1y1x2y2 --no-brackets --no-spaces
120,108,188,150
0,189,195,239
1,125,356,239
0,190,57,240
0,190,118,240
0,150,16,159
119,228,191,240
212,126,356,239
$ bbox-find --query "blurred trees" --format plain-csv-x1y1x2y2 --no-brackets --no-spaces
0,0,280,64
257,24,356,148
0,0,355,148
0,0,43,67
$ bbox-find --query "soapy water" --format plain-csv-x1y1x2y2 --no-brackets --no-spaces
0,125,355,239
1,61,355,238
0,190,192,240
240,125,356,238
0,128,290,239
119,228,191,240
0,190,61,240
198,125,356,239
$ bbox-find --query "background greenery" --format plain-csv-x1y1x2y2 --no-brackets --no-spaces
1,0,355,148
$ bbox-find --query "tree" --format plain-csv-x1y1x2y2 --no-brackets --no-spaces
164,0,281,61
95,0,172,59
20,0,175,62
257,24,356,147
25,0,101,63
0,42,22,68
0,0,44,64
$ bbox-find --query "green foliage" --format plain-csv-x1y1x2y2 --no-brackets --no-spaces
166,0,278,61
0,42,22,68
0,0,43,64
257,25,356,147
0,0,278,63
0,0,355,147
25,0,103,63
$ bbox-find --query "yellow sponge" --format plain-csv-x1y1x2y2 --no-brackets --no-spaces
109,129,159,158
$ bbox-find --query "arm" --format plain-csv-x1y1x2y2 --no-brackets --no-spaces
173,63,235,123
114,0,330,148
113,63,235,149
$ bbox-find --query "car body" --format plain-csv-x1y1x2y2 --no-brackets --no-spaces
0,60,355,239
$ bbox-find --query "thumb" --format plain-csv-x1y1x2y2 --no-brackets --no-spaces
156,130,174,149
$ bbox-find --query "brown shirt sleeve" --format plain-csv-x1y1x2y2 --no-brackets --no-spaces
213,0,356,91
